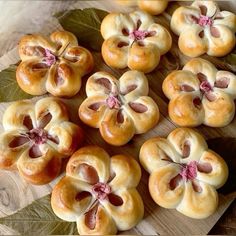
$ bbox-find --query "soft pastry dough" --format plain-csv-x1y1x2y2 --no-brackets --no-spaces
101,10,172,73
140,128,228,219
117,0,168,15
171,0,236,57
162,58,236,127
79,70,159,146
0,97,83,185
51,145,144,235
17,31,94,97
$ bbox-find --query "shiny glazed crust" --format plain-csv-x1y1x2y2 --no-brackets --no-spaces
171,1,236,57
140,128,228,219
0,97,83,184
101,10,172,73
51,145,144,235
78,70,160,146
117,0,168,15
17,31,94,97
162,58,236,127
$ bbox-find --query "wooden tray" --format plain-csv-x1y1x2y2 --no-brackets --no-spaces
0,1,235,235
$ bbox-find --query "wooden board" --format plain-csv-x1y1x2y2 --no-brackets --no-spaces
0,0,235,235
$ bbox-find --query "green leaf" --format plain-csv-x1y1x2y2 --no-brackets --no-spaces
207,138,236,195
0,194,77,235
0,65,33,102
55,8,109,51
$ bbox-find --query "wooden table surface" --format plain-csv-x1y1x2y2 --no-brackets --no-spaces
0,1,235,235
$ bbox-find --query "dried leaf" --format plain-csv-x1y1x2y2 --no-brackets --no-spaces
0,194,77,235
0,65,33,102
55,8,108,51
207,138,236,195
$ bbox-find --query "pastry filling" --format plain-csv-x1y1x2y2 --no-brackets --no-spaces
200,80,213,93
129,30,156,41
27,128,48,145
106,95,121,109
43,49,57,66
92,182,111,200
180,161,197,181
198,15,213,27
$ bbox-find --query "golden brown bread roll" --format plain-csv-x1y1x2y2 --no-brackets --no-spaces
17,31,94,97
171,0,236,57
101,10,172,73
0,97,84,185
117,0,168,15
140,128,228,219
79,70,160,146
51,145,144,235
162,58,236,127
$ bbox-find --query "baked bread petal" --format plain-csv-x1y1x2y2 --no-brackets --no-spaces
214,11,236,31
168,93,205,127
17,143,62,185
46,62,82,97
2,100,36,130
16,59,48,95
102,36,129,69
109,154,141,190
47,122,83,156
167,128,208,163
51,176,94,221
144,23,172,55
170,6,200,36
0,130,30,169
119,70,149,100
99,109,135,146
202,91,235,127
77,204,117,235
102,188,144,231
178,25,208,58
162,70,200,100
140,137,180,173
137,0,168,15
35,97,69,129
18,34,56,61
206,25,235,57
215,71,236,98
79,95,108,128
86,71,119,97
128,41,160,73
176,180,218,219
183,58,217,85
197,150,229,189
191,0,219,17
124,96,159,134
66,146,110,184
149,165,185,208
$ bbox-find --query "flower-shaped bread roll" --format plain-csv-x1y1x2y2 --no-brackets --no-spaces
17,31,94,97
171,0,236,57
140,128,228,219
51,146,144,235
117,0,168,15
0,97,83,185
79,70,159,146
162,58,236,127
101,10,172,73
